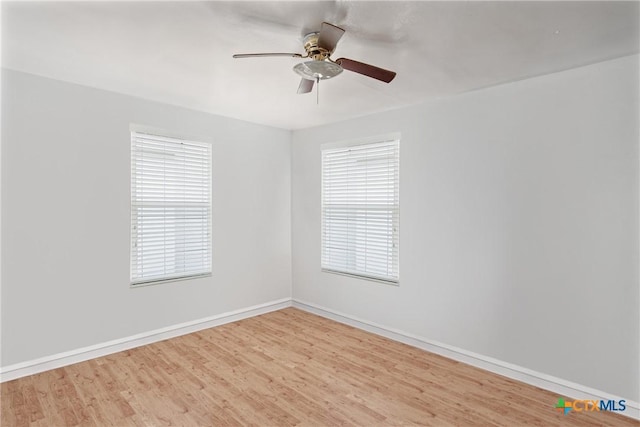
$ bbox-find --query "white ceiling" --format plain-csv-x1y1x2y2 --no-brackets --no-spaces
2,1,638,130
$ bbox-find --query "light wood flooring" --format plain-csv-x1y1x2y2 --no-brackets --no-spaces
1,308,637,426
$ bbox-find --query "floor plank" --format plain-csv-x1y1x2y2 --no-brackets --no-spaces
1,308,636,426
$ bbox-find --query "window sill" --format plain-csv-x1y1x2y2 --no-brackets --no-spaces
321,269,399,286
130,273,212,288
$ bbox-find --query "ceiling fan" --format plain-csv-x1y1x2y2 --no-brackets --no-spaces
233,22,396,95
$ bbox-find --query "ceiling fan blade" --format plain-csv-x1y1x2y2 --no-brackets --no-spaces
317,22,345,53
335,58,396,83
297,78,315,94
233,53,303,59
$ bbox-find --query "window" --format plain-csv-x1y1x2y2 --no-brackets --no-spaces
321,137,400,283
131,130,212,286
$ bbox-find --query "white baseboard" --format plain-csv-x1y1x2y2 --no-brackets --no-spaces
0,298,292,383
292,298,640,421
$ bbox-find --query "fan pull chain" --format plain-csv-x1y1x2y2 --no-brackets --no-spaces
316,77,320,105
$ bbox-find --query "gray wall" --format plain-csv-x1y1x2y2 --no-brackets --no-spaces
291,55,639,400
1,69,292,365
2,55,638,402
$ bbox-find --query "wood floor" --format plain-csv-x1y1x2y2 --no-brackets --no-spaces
1,308,636,426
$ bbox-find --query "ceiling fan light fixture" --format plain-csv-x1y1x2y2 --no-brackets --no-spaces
293,60,343,80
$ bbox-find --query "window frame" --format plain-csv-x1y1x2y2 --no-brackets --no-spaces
129,125,213,287
320,133,400,285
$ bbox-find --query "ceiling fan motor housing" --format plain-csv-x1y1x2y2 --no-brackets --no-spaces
294,32,344,81
303,32,330,61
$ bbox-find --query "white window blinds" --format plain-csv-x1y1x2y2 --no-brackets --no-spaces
322,139,399,283
131,131,212,285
